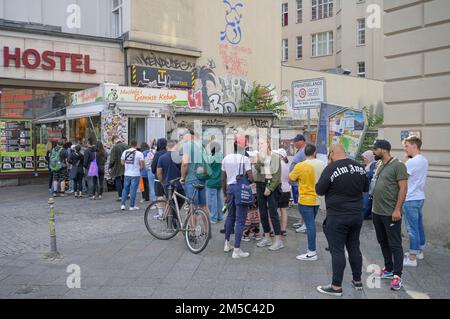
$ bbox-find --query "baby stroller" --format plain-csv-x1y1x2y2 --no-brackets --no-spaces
242,183,261,241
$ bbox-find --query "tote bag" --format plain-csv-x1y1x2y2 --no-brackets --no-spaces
87,153,99,177
234,157,253,207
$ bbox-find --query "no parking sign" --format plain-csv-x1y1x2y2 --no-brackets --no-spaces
292,78,326,109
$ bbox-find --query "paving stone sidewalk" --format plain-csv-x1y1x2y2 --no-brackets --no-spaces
1,184,449,299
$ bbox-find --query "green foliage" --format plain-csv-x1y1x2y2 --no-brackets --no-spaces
239,82,287,117
357,107,384,161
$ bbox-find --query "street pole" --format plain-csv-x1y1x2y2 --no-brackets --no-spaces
45,198,63,260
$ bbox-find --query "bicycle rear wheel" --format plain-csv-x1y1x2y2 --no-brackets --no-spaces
184,208,210,254
144,200,180,240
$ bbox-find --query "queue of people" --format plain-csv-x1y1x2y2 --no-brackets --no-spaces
46,132,428,297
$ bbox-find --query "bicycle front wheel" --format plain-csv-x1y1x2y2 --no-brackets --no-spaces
184,209,211,254
144,200,180,240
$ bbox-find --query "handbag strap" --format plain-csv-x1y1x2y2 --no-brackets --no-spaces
374,157,394,179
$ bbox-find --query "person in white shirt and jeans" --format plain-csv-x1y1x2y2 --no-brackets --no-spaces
120,140,145,211
402,136,429,267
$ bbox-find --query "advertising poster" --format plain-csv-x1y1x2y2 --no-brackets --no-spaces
0,119,35,172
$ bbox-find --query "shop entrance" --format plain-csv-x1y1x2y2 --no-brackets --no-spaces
128,117,146,145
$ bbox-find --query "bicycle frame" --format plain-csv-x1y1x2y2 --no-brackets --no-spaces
165,185,199,232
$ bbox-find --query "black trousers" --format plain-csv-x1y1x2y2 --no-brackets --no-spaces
73,172,84,192
256,182,281,236
142,177,149,201
323,214,363,287
115,175,124,198
372,213,404,277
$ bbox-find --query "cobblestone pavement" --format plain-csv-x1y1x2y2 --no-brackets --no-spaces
1,184,449,299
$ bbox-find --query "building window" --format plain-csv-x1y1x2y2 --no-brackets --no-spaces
296,0,303,23
282,3,289,27
282,39,289,61
312,31,333,57
357,18,366,46
112,0,123,38
358,62,366,77
297,36,303,59
312,0,333,20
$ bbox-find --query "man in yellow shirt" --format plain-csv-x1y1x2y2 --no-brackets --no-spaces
289,144,325,261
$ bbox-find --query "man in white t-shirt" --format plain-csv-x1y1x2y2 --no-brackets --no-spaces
120,140,145,211
402,136,429,267
222,136,254,259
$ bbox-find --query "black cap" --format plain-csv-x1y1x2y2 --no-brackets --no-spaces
373,139,391,151
293,134,306,142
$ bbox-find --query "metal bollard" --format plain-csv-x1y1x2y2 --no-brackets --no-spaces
45,198,63,260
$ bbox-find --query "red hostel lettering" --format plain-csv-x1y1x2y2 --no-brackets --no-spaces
2,47,96,74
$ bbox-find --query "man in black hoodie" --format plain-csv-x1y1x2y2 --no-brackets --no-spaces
315,144,370,297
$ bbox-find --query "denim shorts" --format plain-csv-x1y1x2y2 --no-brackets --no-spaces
183,180,206,206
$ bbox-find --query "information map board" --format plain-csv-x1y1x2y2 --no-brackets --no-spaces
316,103,367,160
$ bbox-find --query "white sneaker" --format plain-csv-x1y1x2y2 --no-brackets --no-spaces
296,252,318,261
406,252,424,260
268,240,285,251
256,238,272,248
293,222,303,228
224,241,234,253
121,205,126,211
403,256,418,267
129,206,140,211
295,224,307,233
232,249,250,259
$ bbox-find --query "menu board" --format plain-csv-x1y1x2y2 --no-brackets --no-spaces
0,119,35,172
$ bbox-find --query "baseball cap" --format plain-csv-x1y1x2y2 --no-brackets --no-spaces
373,139,391,151
234,136,249,148
273,148,288,158
293,134,306,142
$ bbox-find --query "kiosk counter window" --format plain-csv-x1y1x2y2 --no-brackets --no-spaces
69,116,101,144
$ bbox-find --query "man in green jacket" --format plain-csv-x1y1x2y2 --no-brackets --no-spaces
253,138,284,251
109,135,128,201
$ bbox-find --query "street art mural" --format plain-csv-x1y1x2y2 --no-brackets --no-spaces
220,0,244,45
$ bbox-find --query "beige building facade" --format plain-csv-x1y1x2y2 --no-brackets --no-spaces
382,0,450,243
281,0,384,80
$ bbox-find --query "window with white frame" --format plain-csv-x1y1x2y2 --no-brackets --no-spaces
112,0,123,38
282,39,289,61
357,62,366,77
312,31,333,57
282,3,289,27
312,0,334,20
296,0,303,23
297,36,303,59
357,18,366,46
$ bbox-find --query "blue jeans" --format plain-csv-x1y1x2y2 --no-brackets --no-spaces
403,200,426,255
147,170,156,202
298,205,319,252
207,187,224,222
183,180,207,206
225,184,248,249
121,176,140,208
292,183,299,204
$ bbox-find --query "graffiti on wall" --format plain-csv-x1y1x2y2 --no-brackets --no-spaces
102,110,127,152
218,43,251,77
185,59,252,113
220,0,244,45
133,52,196,71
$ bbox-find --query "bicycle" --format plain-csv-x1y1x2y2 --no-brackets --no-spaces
144,177,211,254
